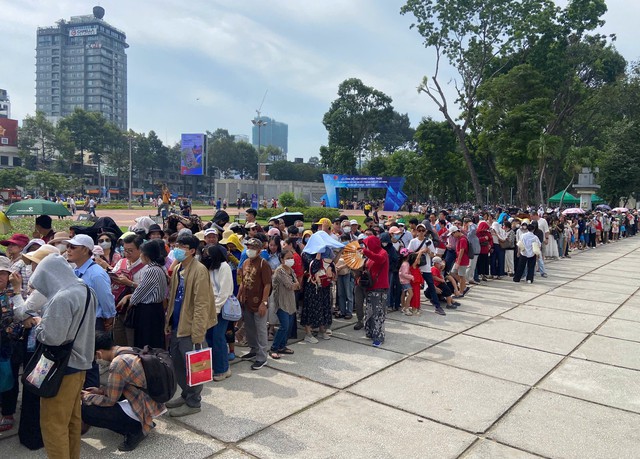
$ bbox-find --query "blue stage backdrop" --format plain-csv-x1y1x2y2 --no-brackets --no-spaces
322,174,407,211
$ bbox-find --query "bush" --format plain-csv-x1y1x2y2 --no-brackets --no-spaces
257,208,281,220
301,207,340,222
278,192,296,208
293,197,308,208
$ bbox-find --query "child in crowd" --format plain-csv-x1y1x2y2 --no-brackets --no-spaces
408,253,423,315
612,219,619,241
398,248,413,316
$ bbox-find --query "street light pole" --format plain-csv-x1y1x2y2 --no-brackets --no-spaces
251,116,268,208
128,135,133,210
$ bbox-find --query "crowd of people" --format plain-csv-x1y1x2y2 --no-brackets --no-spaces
0,204,637,457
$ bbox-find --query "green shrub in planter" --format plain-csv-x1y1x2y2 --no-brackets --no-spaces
278,192,296,208
301,207,340,222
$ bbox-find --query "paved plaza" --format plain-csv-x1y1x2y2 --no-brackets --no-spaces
2,238,640,458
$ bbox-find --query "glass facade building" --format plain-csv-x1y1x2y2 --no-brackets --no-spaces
35,8,128,130
252,116,288,161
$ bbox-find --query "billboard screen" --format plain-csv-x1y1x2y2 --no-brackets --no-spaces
180,133,205,176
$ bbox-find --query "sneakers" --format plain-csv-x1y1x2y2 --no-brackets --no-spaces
402,308,413,316
325,329,332,336
435,306,447,316
251,360,267,370
165,397,186,409
344,314,353,320
446,303,458,310
541,273,548,278
372,340,382,347
527,280,533,284
353,322,364,330
169,404,201,417
213,369,232,382
241,352,257,360
304,334,319,344
319,332,331,340
228,352,236,361
118,430,146,452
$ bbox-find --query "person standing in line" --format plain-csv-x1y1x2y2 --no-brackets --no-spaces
513,222,539,284
65,234,116,388
360,235,389,347
164,234,216,417
237,238,272,370
30,253,96,459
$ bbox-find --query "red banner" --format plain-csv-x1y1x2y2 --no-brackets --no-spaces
0,119,18,147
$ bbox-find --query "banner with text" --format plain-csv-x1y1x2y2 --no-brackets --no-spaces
322,174,407,211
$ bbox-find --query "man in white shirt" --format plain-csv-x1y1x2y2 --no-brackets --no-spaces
513,223,539,284
408,224,445,315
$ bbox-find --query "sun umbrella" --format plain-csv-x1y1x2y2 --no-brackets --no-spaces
595,204,611,211
302,231,345,255
612,207,629,213
562,207,585,215
0,212,12,233
5,199,72,217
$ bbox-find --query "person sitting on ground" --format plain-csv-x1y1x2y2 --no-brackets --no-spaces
81,332,166,452
429,257,461,309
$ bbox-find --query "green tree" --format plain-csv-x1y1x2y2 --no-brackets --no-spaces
18,111,57,170
0,167,29,189
28,170,70,196
278,192,296,207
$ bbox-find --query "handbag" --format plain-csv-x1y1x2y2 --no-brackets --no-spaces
212,270,242,321
22,286,91,398
416,238,428,267
0,359,12,392
185,346,212,386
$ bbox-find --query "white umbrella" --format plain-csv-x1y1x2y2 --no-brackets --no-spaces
562,208,585,215
612,207,629,212
302,231,345,255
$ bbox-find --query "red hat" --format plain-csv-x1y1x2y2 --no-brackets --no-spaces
0,233,30,248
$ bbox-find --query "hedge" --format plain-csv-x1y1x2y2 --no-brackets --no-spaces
257,207,340,222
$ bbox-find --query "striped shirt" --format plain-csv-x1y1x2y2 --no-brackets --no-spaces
130,263,168,305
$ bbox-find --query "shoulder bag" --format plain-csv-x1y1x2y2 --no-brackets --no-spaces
22,286,91,398
212,269,242,321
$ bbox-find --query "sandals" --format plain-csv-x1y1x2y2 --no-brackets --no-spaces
269,351,281,359
278,347,294,355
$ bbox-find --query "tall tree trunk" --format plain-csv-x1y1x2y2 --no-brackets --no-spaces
453,127,483,205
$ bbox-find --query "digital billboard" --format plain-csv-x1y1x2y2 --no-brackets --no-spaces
180,133,205,176
322,174,407,211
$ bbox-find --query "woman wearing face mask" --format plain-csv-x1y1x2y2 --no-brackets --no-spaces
48,231,72,260
300,247,335,343
94,232,121,269
269,250,299,359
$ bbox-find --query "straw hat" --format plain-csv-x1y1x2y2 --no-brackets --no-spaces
22,245,60,265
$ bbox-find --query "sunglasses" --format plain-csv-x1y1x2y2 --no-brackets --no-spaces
417,228,426,232
98,238,110,243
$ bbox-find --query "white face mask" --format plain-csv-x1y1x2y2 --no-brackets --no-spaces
56,243,67,253
99,241,111,250
246,249,258,259
342,227,351,234
284,259,295,267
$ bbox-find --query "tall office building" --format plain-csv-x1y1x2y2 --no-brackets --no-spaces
35,6,128,130
0,89,9,118
252,116,288,161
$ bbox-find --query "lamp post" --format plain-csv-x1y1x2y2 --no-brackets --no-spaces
251,117,268,207
128,134,133,210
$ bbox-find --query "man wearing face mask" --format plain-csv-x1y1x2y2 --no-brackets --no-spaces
340,220,356,241
238,238,272,370
164,234,216,417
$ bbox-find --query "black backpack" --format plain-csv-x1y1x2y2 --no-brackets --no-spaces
121,346,176,404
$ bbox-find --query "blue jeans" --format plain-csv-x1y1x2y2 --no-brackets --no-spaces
490,244,505,276
337,273,354,315
271,308,291,351
206,313,229,375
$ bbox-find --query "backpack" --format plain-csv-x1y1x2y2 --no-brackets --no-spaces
465,236,475,259
120,346,176,404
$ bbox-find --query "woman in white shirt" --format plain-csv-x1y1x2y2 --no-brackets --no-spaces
202,245,233,381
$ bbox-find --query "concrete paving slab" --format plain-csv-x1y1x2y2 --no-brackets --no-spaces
539,358,640,413
239,392,476,459
0,416,224,458
331,319,454,355
349,358,528,433
389,309,489,333
590,268,640,279
489,390,640,459
572,334,640,370
580,273,640,287
501,305,606,333
462,439,542,458
176,364,336,442
467,288,541,303
216,449,257,459
526,294,619,316
416,334,563,385
450,299,515,317
546,286,630,304
563,279,639,295
596,318,640,342
465,317,587,355
267,335,403,389
612,304,640,323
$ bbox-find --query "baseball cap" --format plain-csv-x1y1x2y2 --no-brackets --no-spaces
389,226,402,234
204,228,218,236
0,256,12,273
66,234,94,251
432,256,443,264
0,234,30,248
267,227,281,237
318,218,331,226
245,237,262,248
23,238,46,254
118,231,136,241
22,245,60,265
245,222,257,230
349,219,358,225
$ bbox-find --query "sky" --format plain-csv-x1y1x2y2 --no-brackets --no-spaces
2,0,639,161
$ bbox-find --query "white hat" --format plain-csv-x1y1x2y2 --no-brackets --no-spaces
23,238,46,254
446,225,460,236
349,219,358,225
66,234,94,251
204,228,218,236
